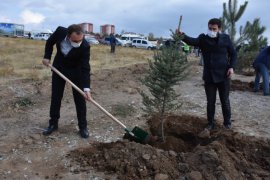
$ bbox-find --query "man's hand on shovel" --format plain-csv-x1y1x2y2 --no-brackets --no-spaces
175,28,183,35
175,15,184,40
84,90,92,101
42,58,50,66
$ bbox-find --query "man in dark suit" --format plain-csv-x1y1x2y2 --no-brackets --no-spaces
42,24,91,138
177,18,237,130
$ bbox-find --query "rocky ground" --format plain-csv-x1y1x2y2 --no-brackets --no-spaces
0,62,269,179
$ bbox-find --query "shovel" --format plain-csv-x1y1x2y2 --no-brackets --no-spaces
48,64,151,144
178,15,182,31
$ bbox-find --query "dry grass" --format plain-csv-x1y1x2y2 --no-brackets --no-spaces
91,45,153,71
0,36,154,80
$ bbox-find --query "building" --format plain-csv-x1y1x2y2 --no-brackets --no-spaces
79,23,93,33
0,22,24,37
100,24,115,36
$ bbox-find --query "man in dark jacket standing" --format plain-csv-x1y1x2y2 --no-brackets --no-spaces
110,33,116,53
253,46,270,95
42,24,91,138
178,18,237,130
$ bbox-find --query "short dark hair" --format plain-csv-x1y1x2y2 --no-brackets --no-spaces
67,24,83,36
208,18,222,28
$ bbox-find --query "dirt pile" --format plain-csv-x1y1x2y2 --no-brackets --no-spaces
230,79,256,92
69,114,270,179
68,141,180,179
199,80,257,92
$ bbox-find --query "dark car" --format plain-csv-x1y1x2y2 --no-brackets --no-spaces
99,37,111,45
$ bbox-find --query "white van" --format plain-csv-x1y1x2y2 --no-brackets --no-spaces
120,33,146,47
131,39,156,50
33,33,51,40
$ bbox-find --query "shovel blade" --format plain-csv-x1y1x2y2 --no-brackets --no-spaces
123,126,150,144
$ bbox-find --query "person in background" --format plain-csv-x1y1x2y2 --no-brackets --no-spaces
42,24,91,138
194,46,200,57
177,18,237,130
110,33,116,53
28,32,31,39
253,46,270,95
199,53,204,66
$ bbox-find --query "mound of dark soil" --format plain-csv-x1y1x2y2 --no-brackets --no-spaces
68,114,270,179
200,80,259,92
68,141,181,179
230,79,255,91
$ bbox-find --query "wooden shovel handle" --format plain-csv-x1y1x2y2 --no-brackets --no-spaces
48,64,127,129
178,15,182,31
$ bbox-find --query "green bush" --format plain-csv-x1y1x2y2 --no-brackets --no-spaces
235,49,257,75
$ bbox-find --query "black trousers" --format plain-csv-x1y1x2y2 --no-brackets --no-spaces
111,44,116,53
204,79,231,126
49,69,87,129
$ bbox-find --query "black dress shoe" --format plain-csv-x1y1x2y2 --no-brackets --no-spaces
43,124,58,135
205,123,215,130
224,124,232,130
79,128,89,138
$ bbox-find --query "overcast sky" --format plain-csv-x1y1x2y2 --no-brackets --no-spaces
0,0,269,42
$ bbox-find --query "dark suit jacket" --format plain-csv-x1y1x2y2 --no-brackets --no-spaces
43,26,91,88
253,46,270,69
183,33,237,83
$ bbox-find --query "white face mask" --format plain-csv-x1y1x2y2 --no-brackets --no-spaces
70,40,82,48
207,30,218,38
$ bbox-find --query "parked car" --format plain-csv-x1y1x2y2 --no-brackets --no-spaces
33,33,51,40
99,37,124,46
115,38,125,46
99,37,110,45
23,33,34,39
131,39,156,50
85,37,99,45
